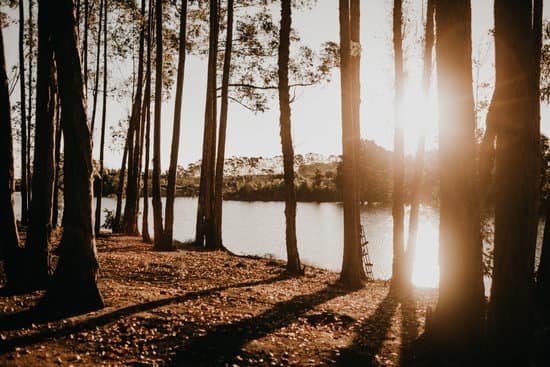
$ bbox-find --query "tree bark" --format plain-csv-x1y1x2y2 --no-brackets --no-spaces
112,132,129,233
27,0,34,209
428,0,484,351
19,0,29,226
122,0,147,236
90,0,103,136
391,0,405,294
42,0,103,315
213,0,234,250
83,0,89,99
196,0,219,249
25,0,57,290
0,22,24,290
403,0,434,288
163,0,188,250
151,0,165,248
94,0,108,235
278,0,301,274
339,0,364,289
488,1,541,362
52,100,62,228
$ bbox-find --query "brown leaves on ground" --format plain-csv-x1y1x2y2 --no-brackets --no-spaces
0,235,436,366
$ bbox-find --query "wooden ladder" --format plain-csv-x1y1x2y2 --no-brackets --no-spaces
360,225,375,281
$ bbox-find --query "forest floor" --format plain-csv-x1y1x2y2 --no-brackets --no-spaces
0,234,438,367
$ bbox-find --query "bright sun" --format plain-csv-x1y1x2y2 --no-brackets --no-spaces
399,83,438,154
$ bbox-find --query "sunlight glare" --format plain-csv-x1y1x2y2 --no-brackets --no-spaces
410,217,440,288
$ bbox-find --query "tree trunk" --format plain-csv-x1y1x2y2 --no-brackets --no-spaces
19,0,29,226
90,0,103,136
403,0,434,288
141,0,153,244
0,22,24,290
428,0,484,351
391,0,405,294
122,0,147,236
538,211,550,306
42,0,103,315
27,0,34,209
163,0,188,250
213,0,233,250
151,0,165,248
195,0,219,249
339,0,364,289
52,101,62,228
94,0,108,235
112,133,129,233
83,0,89,99
488,1,541,362
278,0,301,274
25,0,57,290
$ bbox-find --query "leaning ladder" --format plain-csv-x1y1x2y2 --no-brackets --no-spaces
360,225,375,281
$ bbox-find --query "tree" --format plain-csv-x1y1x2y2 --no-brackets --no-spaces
403,0,435,289
427,0,484,352
25,0,57,290
41,0,103,315
213,0,234,249
163,0,188,249
151,0,165,248
339,0,365,288
94,0,108,235
26,0,34,210
391,0,405,294
488,0,542,362
278,0,301,274
0,20,24,291
90,0,103,135
122,0,147,236
195,0,219,249
19,0,29,226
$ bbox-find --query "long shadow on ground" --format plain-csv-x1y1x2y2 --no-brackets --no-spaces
169,284,352,366
400,296,421,366
336,292,399,366
0,273,290,354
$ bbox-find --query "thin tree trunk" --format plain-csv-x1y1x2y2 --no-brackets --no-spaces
52,101,62,228
83,0,89,99
151,0,164,247
25,0,57,290
427,0,484,352
94,0,108,235
122,0,147,236
278,0,301,274
27,0,34,209
90,0,103,135
213,0,233,249
163,0,187,249
141,0,153,244
391,0,405,294
0,22,24,291
196,0,219,249
113,134,129,233
42,0,104,315
404,0,434,288
19,0,29,226
339,0,364,288
488,1,541,362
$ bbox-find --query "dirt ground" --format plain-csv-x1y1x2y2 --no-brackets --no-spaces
0,234,438,366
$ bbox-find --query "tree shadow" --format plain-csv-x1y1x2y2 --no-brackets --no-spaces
336,292,399,366
169,284,351,366
399,296,421,366
0,273,290,354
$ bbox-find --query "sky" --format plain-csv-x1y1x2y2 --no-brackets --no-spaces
2,0,550,174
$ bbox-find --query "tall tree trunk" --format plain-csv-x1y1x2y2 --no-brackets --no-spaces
27,0,34,209
162,0,188,250
403,0,435,288
112,134,129,233
25,0,57,290
141,0,153,244
42,0,104,315
488,1,541,362
213,0,233,250
428,0,484,352
122,0,147,236
278,0,301,274
52,102,62,228
339,0,364,289
90,0,103,135
83,0,89,99
151,0,164,247
391,0,405,294
0,22,24,290
19,0,29,226
94,0,108,235
195,0,219,249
